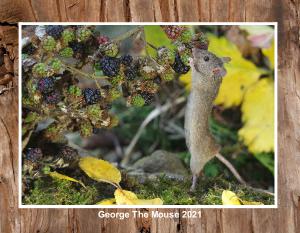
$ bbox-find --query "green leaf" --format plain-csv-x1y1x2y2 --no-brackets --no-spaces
254,153,274,175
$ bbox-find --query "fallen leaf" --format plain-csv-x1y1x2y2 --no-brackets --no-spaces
222,190,264,205
79,156,121,186
49,171,85,188
238,78,274,153
222,190,241,205
97,198,116,205
114,188,163,205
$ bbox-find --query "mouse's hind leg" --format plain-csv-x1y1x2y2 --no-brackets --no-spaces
189,170,204,192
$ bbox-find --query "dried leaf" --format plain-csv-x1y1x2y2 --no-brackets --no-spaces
262,40,274,69
222,190,241,205
79,156,121,185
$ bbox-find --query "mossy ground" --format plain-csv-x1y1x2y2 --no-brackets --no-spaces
24,174,274,205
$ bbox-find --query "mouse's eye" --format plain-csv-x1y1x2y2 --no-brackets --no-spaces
204,56,209,62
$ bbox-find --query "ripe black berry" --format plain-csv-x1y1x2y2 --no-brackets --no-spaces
153,76,162,84
22,43,37,55
44,90,61,104
140,92,155,105
172,53,190,74
100,56,120,77
120,54,133,66
83,88,101,105
124,65,138,81
58,146,79,162
37,77,55,94
45,26,64,39
25,148,43,162
69,41,85,58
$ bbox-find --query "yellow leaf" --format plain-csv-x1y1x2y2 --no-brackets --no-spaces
238,78,274,153
207,34,265,108
79,156,121,185
114,189,138,205
49,171,85,188
222,190,241,205
179,70,192,91
97,198,116,205
262,39,274,69
114,189,163,205
222,190,264,205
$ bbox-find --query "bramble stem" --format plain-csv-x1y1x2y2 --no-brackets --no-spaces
113,26,143,43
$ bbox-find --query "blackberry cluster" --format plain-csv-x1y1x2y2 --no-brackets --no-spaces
83,88,101,105
124,65,138,81
44,90,61,104
37,77,55,94
25,148,43,162
22,43,36,55
100,56,120,77
140,92,155,105
120,54,133,66
46,26,64,39
172,53,190,74
58,146,79,163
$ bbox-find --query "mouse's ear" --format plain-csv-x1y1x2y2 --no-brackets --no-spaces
221,57,231,63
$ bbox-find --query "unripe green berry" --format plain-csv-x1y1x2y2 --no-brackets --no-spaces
161,69,175,82
32,63,47,77
62,29,75,44
78,28,92,41
42,36,56,52
87,105,102,122
131,94,145,107
68,85,82,97
111,74,124,86
180,53,190,66
50,58,62,72
80,121,93,137
103,42,119,57
179,29,193,43
157,47,175,65
110,88,121,100
59,47,74,57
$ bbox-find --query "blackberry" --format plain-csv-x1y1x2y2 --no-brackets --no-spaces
77,28,92,41
58,146,79,163
25,148,43,162
46,25,64,39
32,63,47,77
100,56,120,77
59,47,73,57
37,77,55,94
153,76,162,84
42,36,56,52
83,88,101,105
192,32,209,50
131,94,145,107
50,58,62,71
102,42,118,57
120,54,133,66
44,90,61,104
22,43,36,55
162,26,184,40
69,41,85,58
172,53,190,74
179,29,193,43
62,29,75,44
157,47,175,65
140,92,155,105
124,65,138,81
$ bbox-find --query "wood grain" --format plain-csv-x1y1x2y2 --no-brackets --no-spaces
0,0,299,232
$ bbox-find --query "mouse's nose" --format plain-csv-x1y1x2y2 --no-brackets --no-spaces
212,67,226,77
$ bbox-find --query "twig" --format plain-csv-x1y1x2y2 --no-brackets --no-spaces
113,26,143,43
121,96,186,167
216,153,246,185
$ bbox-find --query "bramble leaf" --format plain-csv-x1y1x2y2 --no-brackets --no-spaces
222,190,264,205
49,171,85,188
97,198,116,205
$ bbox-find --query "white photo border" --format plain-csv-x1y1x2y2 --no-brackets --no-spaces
18,22,278,209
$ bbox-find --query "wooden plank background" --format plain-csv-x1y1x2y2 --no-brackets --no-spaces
0,0,299,232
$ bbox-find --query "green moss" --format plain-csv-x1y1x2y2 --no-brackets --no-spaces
132,175,274,205
24,178,98,205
